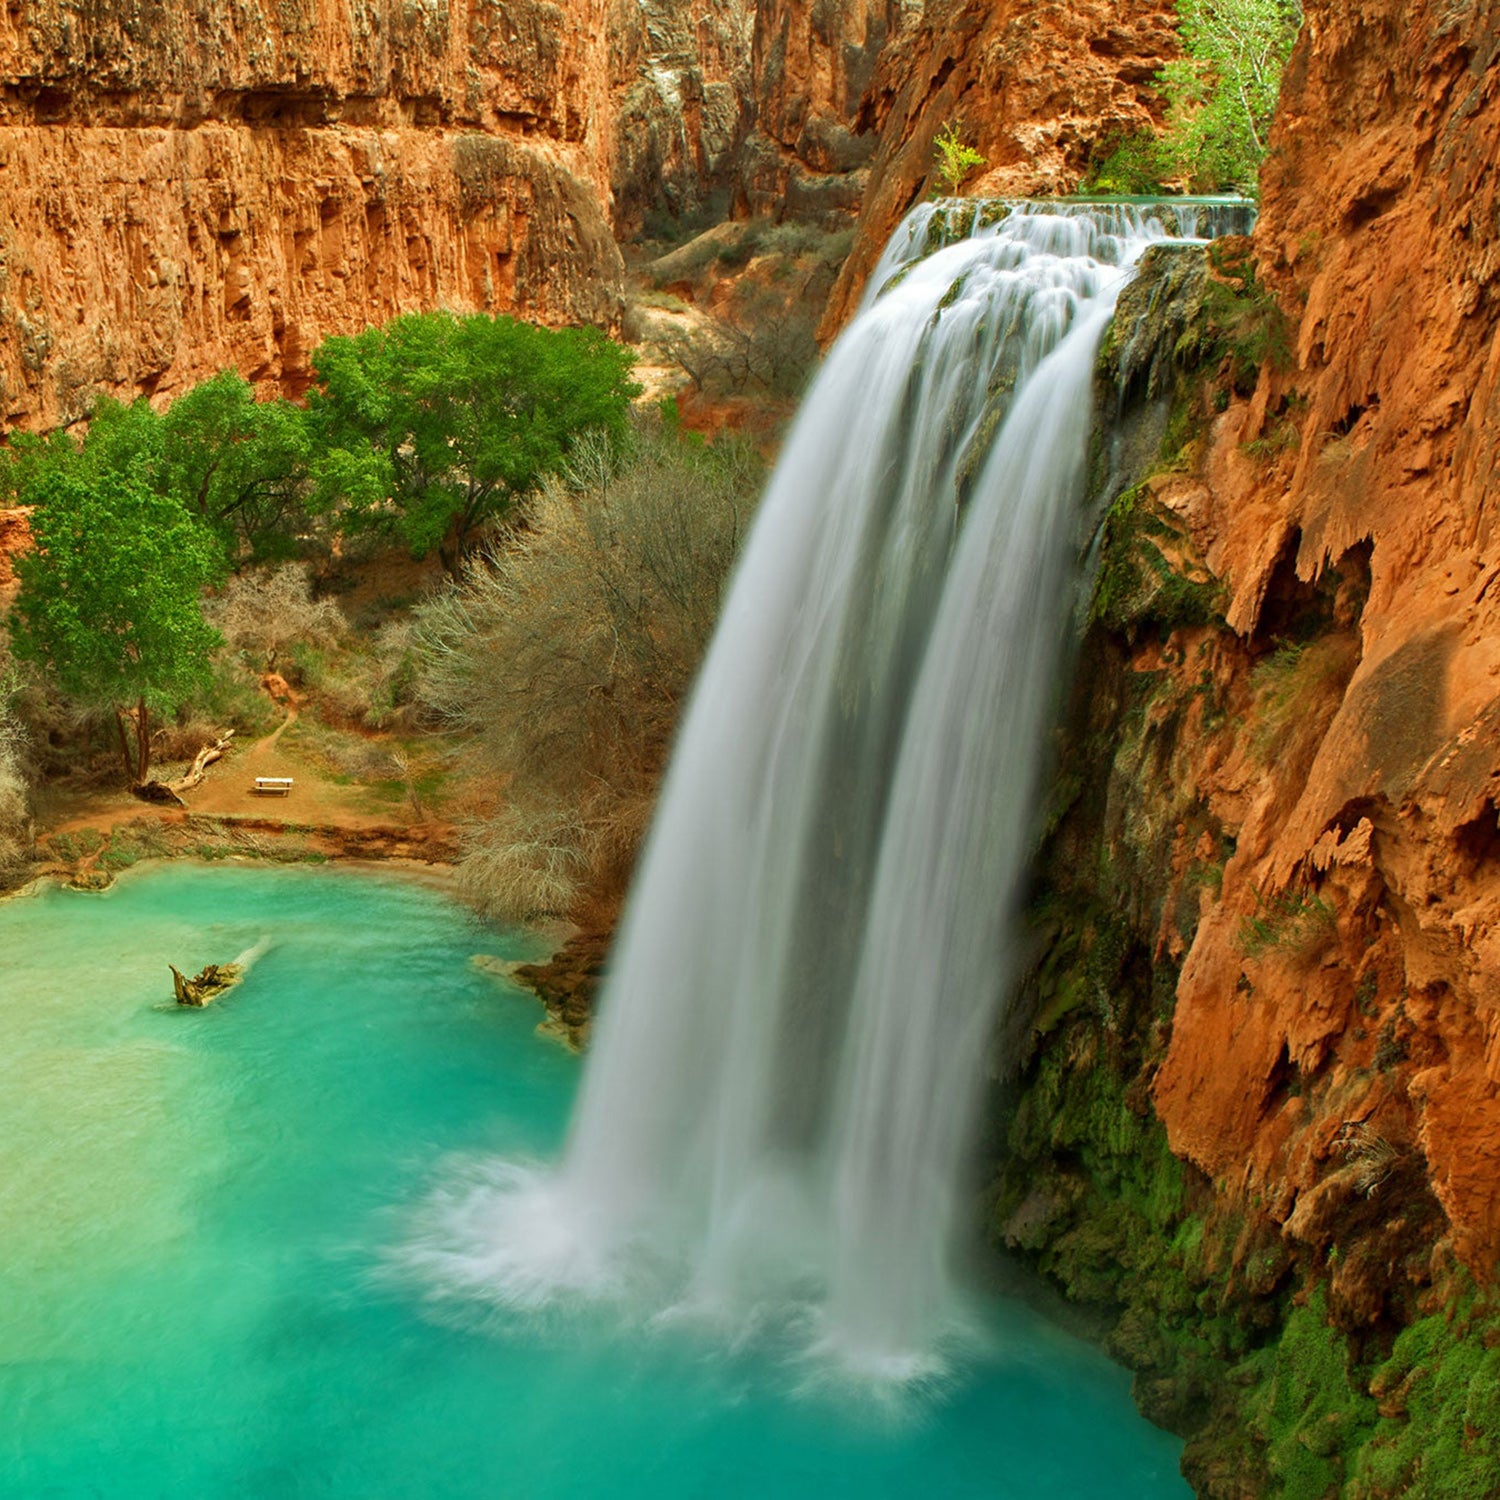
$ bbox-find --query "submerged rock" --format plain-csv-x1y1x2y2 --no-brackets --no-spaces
472,950,594,1052
170,962,244,1008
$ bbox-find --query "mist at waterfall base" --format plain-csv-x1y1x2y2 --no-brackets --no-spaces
1,863,1187,1497
407,203,1241,1379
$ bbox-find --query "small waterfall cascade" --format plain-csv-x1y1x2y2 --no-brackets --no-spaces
414,200,1250,1379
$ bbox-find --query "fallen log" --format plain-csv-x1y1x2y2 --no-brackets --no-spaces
131,732,235,805
172,732,235,792
133,780,187,805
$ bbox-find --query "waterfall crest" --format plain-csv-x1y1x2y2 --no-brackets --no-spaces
408,200,1246,1379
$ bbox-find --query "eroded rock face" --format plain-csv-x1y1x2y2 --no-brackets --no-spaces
821,0,1178,330
608,0,755,236
1149,0,1500,1276
0,0,626,426
736,0,895,226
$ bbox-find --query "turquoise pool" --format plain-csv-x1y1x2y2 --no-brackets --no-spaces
0,862,1187,1498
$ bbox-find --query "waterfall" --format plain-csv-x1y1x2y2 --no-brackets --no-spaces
409,200,1246,1378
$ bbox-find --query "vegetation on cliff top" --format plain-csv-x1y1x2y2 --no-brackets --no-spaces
1087,0,1303,195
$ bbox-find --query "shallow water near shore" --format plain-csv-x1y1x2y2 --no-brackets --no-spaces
0,863,1187,1497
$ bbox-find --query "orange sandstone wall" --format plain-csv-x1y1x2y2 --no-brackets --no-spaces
0,0,625,427
822,0,1178,329
1148,0,1500,1276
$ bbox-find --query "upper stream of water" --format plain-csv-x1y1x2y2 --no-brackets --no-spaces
1,863,1187,1497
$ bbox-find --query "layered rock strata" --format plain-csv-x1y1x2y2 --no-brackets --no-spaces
0,0,625,426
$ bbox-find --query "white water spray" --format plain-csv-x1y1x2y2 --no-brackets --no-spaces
409,199,1247,1377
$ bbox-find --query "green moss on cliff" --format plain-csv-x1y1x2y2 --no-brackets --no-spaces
1351,1290,1500,1499
1090,485,1227,637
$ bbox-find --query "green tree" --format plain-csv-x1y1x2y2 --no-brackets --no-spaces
308,311,640,573
158,373,317,563
1,382,318,566
1160,0,1302,192
932,122,987,197
10,470,223,786
1084,0,1301,196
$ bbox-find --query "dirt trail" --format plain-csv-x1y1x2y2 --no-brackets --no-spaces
41,700,445,857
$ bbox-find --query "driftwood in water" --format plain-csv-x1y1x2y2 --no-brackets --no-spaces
170,961,245,1007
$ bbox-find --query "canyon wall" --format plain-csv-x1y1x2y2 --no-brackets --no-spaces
990,0,1500,1492
822,0,1178,329
1154,0,1500,1290
607,0,754,237
0,0,627,427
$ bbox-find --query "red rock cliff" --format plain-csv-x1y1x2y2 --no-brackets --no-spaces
1146,0,1500,1278
822,0,1179,329
0,0,626,426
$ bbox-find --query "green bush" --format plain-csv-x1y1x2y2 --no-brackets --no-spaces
1084,0,1303,197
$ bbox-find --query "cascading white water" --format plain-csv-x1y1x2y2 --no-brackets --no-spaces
410,199,1244,1377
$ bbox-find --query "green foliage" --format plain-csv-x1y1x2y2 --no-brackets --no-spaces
309,311,640,571
1,379,319,566
1083,132,1170,196
1251,1288,1377,1496
158,372,318,562
1083,0,1301,197
1237,883,1336,960
931,122,987,196
1157,0,1303,194
0,658,30,878
10,469,223,783
1198,241,1297,391
1090,485,1226,637
1351,1291,1500,1498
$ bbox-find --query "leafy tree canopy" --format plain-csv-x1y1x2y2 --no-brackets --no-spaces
0,378,318,565
158,372,318,563
308,311,641,571
1087,0,1302,196
9,469,224,784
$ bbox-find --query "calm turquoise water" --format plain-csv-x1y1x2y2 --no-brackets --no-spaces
0,862,1188,1498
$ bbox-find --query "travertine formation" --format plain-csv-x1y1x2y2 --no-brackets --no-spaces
1151,0,1500,1275
822,0,1178,329
0,0,626,425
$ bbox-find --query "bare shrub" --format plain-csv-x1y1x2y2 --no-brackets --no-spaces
666,281,822,400
1338,1122,1403,1197
286,618,421,730
649,218,851,403
205,564,347,669
416,419,762,919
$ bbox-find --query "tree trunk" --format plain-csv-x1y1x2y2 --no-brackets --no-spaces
134,697,151,785
114,710,136,784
